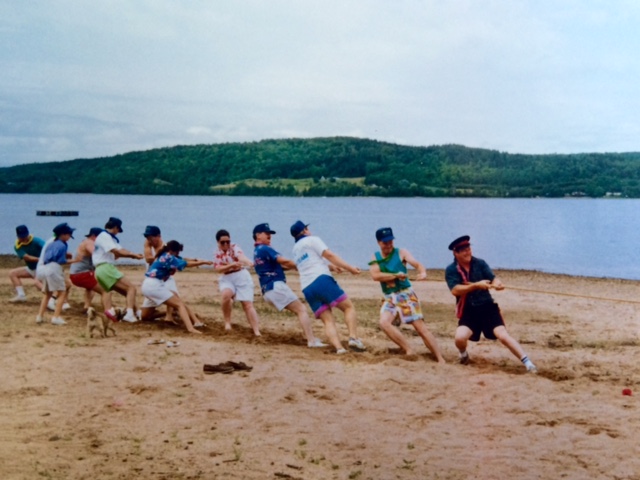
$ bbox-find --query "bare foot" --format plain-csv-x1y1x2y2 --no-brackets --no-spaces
188,329,203,335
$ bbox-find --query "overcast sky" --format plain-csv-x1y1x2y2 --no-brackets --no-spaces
2,0,640,167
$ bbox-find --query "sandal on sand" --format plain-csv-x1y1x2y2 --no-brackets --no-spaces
222,361,253,371
203,364,235,374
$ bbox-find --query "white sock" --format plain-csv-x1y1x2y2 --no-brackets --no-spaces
16,286,25,296
460,351,469,358
127,308,134,316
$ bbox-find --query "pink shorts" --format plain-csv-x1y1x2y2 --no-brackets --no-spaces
70,271,98,290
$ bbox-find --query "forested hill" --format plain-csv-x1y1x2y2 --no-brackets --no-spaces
1,137,640,198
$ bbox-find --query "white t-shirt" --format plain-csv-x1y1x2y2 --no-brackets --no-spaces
292,235,332,290
92,231,121,265
36,236,56,273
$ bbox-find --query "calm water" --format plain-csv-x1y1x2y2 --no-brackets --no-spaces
1,194,637,279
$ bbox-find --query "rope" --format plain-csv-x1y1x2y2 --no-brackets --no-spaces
504,285,640,305
414,278,640,305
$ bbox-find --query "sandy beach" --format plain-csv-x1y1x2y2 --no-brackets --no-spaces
0,255,639,480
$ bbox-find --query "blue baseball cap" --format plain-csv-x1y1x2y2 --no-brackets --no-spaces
105,217,123,233
85,227,103,238
290,220,309,238
253,223,276,235
143,225,161,237
16,225,29,239
375,227,394,242
53,222,75,239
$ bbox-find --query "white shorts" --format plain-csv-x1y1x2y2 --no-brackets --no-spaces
263,281,298,311
166,276,179,294
25,266,37,278
141,277,174,308
218,269,255,302
37,263,66,293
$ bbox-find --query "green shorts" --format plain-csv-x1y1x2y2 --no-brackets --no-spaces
95,263,124,292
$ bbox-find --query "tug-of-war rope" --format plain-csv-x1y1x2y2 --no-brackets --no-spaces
415,278,640,305
504,285,640,305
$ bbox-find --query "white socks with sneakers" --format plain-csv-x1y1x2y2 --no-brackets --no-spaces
521,355,537,372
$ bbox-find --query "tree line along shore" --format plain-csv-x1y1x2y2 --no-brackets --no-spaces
2,137,640,198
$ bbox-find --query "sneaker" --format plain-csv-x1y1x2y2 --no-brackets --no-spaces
459,353,470,365
122,312,139,323
62,303,71,311
51,317,66,325
336,348,348,355
348,338,366,351
308,339,328,348
104,310,118,322
193,321,205,328
36,315,44,324
525,361,538,374
47,297,56,311
9,295,27,303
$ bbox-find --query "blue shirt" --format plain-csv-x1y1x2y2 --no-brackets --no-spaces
145,252,187,281
445,256,496,307
253,243,286,294
43,239,69,265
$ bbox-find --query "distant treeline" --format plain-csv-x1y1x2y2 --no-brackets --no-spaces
1,137,639,197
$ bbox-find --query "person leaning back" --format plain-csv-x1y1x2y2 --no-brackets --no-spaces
369,227,444,362
93,217,144,323
252,222,324,348
9,225,45,302
444,235,537,373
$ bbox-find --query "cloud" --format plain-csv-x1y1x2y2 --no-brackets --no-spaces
2,1,640,166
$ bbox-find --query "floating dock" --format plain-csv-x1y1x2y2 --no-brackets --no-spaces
36,211,79,217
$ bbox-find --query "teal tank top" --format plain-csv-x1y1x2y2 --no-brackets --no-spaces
374,248,411,294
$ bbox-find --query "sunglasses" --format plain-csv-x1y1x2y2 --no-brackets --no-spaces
219,240,230,245
454,245,471,253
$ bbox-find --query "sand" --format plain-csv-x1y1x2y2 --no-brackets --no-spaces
0,255,639,480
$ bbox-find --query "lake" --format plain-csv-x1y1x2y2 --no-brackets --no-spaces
1,194,637,280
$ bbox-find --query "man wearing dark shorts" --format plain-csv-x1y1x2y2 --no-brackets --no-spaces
445,235,537,373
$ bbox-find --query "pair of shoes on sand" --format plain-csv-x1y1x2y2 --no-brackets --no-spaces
203,361,253,374
36,315,66,325
47,298,70,312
